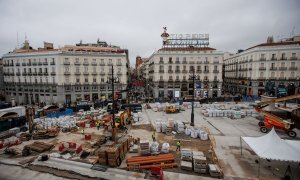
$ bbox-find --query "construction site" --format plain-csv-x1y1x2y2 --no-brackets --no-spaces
0,95,300,180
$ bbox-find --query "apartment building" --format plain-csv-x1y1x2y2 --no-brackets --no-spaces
224,36,300,96
146,48,224,100
2,40,129,105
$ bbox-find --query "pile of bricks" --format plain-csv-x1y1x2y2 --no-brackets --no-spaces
193,151,207,174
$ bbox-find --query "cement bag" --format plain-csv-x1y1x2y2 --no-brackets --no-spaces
161,121,167,133
191,130,198,138
161,143,170,153
150,141,159,153
156,122,161,132
168,119,174,127
185,127,191,136
200,132,208,140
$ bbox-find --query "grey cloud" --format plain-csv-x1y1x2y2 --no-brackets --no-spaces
0,0,300,65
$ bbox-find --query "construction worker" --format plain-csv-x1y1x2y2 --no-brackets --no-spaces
152,132,156,142
81,128,85,139
176,140,181,151
96,121,100,130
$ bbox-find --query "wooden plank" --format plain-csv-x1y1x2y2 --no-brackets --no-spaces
128,163,177,169
127,157,174,166
127,154,173,162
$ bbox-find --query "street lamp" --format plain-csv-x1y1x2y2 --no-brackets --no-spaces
106,65,119,141
189,67,200,126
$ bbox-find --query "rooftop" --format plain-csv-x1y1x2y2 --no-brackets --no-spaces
159,47,216,51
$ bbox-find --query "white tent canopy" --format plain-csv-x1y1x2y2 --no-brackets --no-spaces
241,128,300,162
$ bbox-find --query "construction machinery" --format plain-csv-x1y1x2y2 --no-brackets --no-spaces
165,105,180,114
255,94,300,138
114,110,131,128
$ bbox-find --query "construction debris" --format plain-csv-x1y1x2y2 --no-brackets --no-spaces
24,141,54,153
140,140,150,155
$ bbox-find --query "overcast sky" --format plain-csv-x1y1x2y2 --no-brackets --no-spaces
0,0,300,65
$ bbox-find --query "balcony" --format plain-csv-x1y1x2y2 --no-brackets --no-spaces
51,72,56,76
117,72,122,75
290,57,298,60
32,72,37,76
159,70,164,73
27,72,32,76
269,67,277,70
27,62,31,66
74,61,81,65
175,61,180,64
259,58,266,61
99,72,105,75
204,61,209,64
203,70,209,73
288,77,297,81
38,62,43,66
182,70,187,73
159,61,164,64
91,62,97,66
16,63,20,66
249,59,253,62
22,63,26,66
278,77,286,80
100,62,105,66
182,61,187,64
43,72,49,76
74,72,81,76
22,72,27,76
64,61,70,65
270,58,277,61
16,72,21,76
64,72,71,76
213,61,219,64
92,72,97,75
83,72,89,76
213,70,219,73
280,57,287,60
196,70,202,73
168,70,173,73
259,67,266,70
289,67,298,70
269,77,277,80
32,62,37,66
50,61,55,65
248,67,252,71
83,62,89,66
278,67,287,70
175,70,180,73
43,62,48,65
107,62,113,66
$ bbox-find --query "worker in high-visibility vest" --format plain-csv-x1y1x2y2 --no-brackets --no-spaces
81,128,85,139
176,140,181,151
152,132,156,142
96,121,100,130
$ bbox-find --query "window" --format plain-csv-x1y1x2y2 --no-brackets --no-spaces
183,76,186,80
52,77,55,83
65,77,70,83
271,72,275,77
159,65,164,70
65,67,69,72
281,53,286,59
271,63,275,69
93,78,96,83
84,67,88,72
100,59,104,64
291,62,295,67
93,67,96,72
85,78,88,83
76,67,80,72
176,76,179,80
291,71,295,77
117,59,121,65
214,65,217,70
168,65,172,70
160,76,163,80
176,66,180,70
169,57,172,63
169,76,172,80
280,72,284,77
281,62,285,67
271,54,276,59
39,68,42,73
101,78,104,82
76,78,80,83
52,67,55,72
44,68,47,73
183,66,186,70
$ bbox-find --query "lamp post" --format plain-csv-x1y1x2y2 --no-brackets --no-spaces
189,67,200,126
106,65,119,141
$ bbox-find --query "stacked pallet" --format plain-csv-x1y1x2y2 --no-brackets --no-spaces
208,164,221,177
118,136,129,160
127,154,176,170
193,151,207,174
106,144,121,167
166,126,172,135
140,140,150,155
24,141,54,153
95,146,108,165
180,160,193,171
181,148,193,162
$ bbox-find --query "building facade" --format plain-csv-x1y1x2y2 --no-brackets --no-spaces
146,47,224,100
224,36,300,96
2,40,129,105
